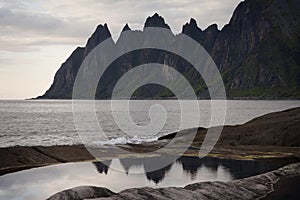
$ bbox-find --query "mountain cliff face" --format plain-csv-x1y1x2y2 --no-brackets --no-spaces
38,0,300,99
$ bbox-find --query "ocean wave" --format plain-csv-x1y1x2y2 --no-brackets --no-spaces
91,136,158,146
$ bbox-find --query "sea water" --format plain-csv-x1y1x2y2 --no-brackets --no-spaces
0,100,299,147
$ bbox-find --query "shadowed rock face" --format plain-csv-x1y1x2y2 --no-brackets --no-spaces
47,162,300,200
159,107,300,147
38,0,300,100
144,13,170,30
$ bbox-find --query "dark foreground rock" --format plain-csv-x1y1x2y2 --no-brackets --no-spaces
47,162,300,200
47,186,115,200
262,175,300,200
159,107,300,147
0,145,94,176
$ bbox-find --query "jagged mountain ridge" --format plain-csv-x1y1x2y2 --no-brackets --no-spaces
38,0,300,99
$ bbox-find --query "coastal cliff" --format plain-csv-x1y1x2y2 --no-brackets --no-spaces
38,0,300,99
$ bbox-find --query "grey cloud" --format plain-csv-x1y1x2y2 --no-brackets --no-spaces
0,5,94,52
0,0,242,53
0,56,13,64
0,7,62,31
0,6,91,38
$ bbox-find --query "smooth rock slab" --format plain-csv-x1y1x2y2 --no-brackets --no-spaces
47,186,115,200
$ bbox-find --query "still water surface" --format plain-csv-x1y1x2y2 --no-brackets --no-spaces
0,156,293,200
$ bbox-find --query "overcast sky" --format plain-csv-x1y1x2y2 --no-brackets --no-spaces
0,0,242,99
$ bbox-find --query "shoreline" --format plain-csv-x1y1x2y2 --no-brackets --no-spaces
31,97,300,100
1,144,299,176
0,145,94,176
1,107,300,176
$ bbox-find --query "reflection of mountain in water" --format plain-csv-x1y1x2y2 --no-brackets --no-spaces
93,156,293,184
119,158,144,175
145,163,172,184
178,156,293,179
93,160,111,175
220,158,295,179
176,157,217,180
119,156,174,184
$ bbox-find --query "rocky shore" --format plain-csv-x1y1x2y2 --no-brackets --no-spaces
0,145,93,176
159,107,300,147
1,107,299,176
